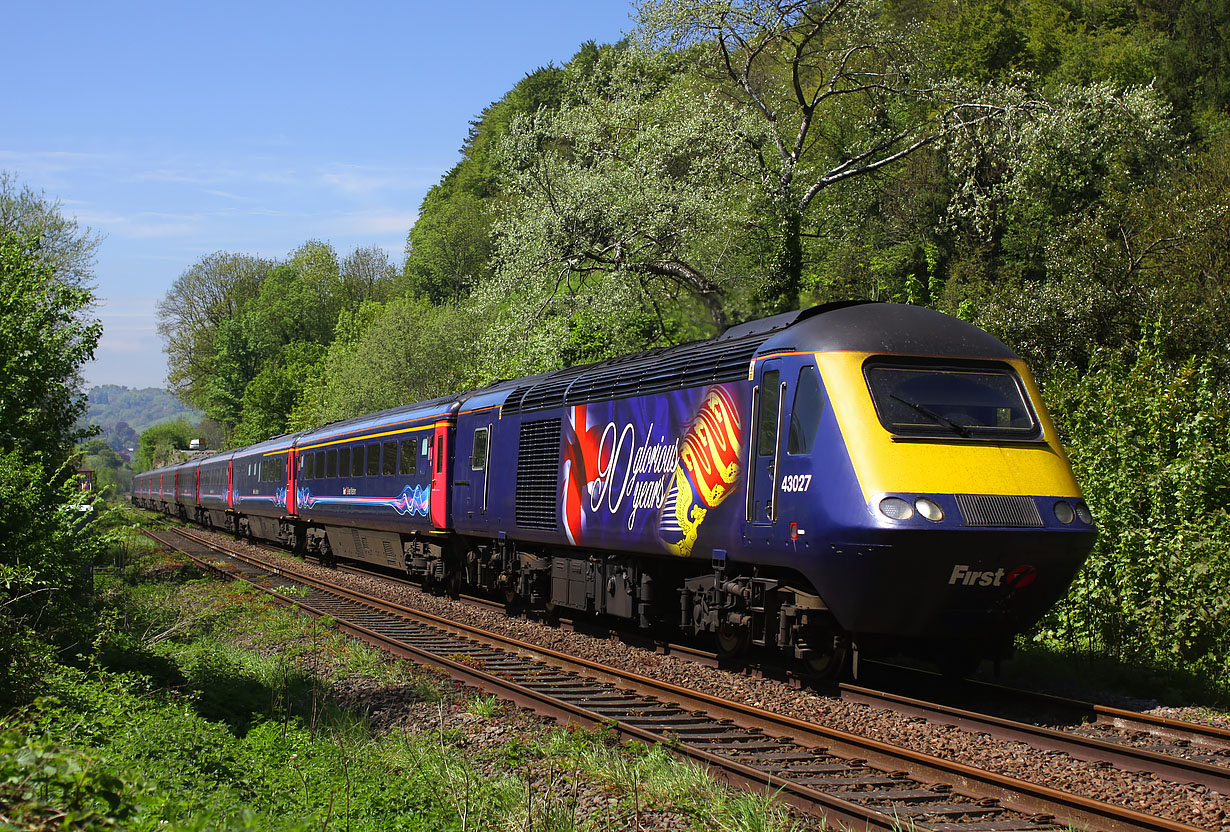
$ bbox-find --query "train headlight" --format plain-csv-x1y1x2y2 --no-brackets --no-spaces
1075,501,1094,525
915,497,944,522
1053,500,1075,524
878,496,914,520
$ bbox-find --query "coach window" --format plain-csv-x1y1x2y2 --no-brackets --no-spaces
758,369,781,456
339,447,350,477
351,445,364,477
327,449,338,478
303,453,315,480
399,440,415,476
420,437,429,475
471,428,488,470
383,442,397,476
367,443,381,476
787,366,824,454
315,451,325,478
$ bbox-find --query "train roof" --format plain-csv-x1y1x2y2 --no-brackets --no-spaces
496,301,1016,417
295,395,462,449
759,301,1019,360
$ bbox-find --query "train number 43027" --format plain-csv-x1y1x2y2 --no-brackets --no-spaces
780,474,812,493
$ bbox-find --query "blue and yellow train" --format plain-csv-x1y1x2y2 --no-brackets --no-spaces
134,302,1096,676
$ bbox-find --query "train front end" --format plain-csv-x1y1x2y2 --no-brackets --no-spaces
754,303,1096,669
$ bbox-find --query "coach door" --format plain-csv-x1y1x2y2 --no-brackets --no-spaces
748,359,787,528
454,419,492,522
429,422,453,529
285,449,297,516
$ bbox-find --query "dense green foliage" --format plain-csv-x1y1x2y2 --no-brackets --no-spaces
133,419,198,472
158,243,397,443
1038,334,1230,685
0,233,101,465
0,182,103,704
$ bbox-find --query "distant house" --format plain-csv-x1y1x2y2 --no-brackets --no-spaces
76,462,94,492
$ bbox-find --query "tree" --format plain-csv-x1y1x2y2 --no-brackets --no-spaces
493,47,764,335
0,232,101,468
630,0,1047,311
134,421,196,472
292,298,485,426
0,172,102,290
403,60,570,305
158,251,276,410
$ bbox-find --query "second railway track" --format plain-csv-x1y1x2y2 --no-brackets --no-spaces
146,525,1219,832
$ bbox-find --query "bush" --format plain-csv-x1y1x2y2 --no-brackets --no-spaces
0,450,101,705
1036,329,1230,694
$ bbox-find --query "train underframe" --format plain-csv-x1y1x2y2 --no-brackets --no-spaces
147,499,1009,678
288,517,853,676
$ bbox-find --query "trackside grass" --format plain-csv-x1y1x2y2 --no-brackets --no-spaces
0,525,806,832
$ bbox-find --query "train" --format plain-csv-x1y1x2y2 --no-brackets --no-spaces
134,301,1096,677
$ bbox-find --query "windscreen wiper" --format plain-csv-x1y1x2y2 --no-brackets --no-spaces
890,394,971,437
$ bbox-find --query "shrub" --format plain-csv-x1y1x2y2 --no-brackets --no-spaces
1037,329,1230,693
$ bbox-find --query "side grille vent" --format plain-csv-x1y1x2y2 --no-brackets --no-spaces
516,418,561,530
956,494,1044,527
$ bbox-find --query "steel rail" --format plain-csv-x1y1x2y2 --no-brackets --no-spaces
963,676,1230,752
151,527,1208,832
841,684,1230,795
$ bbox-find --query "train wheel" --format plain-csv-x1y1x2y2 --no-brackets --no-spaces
716,619,750,658
801,641,849,680
798,620,849,680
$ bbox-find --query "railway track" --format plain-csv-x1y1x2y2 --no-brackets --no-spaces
147,526,1211,832
840,684,1230,795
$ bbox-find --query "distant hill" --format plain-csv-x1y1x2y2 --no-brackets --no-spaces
83,385,203,452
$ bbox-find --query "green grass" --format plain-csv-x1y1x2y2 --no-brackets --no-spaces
1,539,813,831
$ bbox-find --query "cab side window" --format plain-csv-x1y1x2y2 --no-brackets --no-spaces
471,428,488,471
758,369,781,456
787,366,824,454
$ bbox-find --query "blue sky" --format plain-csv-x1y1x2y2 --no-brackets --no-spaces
2,1,634,390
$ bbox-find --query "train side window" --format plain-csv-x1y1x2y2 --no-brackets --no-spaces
383,442,397,475
315,451,325,477
436,436,444,473
367,443,380,476
303,453,315,480
758,369,781,456
326,449,337,478
399,440,415,476
339,447,350,477
351,445,364,477
471,428,488,470
421,437,429,474
787,366,824,455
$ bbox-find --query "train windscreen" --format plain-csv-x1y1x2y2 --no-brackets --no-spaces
864,361,1039,440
